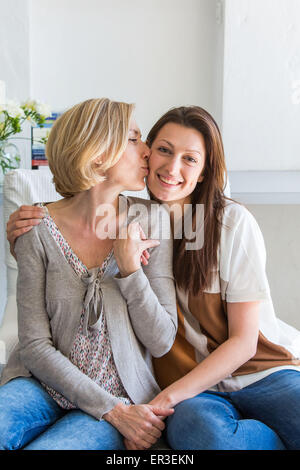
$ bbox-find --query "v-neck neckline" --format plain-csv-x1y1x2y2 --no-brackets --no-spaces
38,203,114,281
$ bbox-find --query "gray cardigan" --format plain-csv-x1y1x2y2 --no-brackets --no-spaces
0,197,177,420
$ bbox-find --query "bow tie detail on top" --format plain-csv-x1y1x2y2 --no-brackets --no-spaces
81,268,104,336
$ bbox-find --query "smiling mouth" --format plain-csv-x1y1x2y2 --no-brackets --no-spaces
157,174,183,187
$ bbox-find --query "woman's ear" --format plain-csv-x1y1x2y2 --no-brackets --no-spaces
197,174,204,183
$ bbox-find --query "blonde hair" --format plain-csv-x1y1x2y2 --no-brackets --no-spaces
46,98,135,197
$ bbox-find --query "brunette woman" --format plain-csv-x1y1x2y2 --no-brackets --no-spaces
144,106,300,450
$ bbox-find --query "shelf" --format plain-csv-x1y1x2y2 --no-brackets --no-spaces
228,171,300,205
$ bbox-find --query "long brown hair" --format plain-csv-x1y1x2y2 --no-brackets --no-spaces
147,106,228,295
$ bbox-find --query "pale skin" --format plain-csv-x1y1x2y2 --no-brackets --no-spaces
7,122,261,451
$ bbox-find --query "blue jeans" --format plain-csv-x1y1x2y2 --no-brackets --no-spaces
165,369,300,450
0,377,125,450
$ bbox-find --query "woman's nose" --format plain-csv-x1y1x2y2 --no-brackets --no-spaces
164,156,181,175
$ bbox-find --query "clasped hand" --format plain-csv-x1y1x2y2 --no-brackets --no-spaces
104,402,174,450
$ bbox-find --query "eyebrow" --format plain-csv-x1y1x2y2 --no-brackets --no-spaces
159,139,203,156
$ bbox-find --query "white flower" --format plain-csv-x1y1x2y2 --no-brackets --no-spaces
35,102,52,118
26,115,37,125
5,100,25,118
22,99,36,111
22,99,52,118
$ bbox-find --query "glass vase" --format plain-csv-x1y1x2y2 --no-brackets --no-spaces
0,140,21,186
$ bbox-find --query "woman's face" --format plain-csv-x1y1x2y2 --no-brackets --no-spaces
147,123,206,206
105,118,150,191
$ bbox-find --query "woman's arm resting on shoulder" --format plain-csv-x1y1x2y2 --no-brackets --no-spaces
148,301,260,409
6,205,45,258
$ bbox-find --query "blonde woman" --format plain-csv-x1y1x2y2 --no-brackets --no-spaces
0,98,177,450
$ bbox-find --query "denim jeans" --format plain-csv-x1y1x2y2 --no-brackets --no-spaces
0,377,125,450
165,369,300,450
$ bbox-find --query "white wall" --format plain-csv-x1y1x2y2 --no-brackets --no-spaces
0,0,30,101
222,0,300,171
0,0,31,170
29,0,224,138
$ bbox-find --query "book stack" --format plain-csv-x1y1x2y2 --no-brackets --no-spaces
31,113,60,169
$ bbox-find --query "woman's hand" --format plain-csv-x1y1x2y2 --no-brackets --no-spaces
139,225,150,266
103,402,174,450
6,205,45,258
148,391,176,411
113,222,159,277
123,393,176,450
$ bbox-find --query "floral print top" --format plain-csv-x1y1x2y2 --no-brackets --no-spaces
38,203,132,409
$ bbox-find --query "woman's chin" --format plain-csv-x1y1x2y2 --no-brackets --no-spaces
127,180,146,192
149,187,177,203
